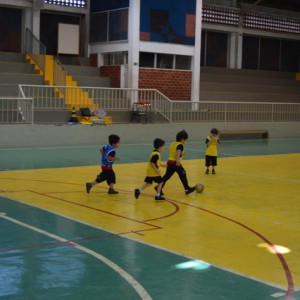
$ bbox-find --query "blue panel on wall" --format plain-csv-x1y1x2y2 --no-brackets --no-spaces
140,0,196,45
90,0,129,12
169,12,185,36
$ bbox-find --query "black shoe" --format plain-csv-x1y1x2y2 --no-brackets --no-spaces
155,195,165,201
205,169,209,174
154,185,164,196
134,189,141,199
108,188,119,194
86,182,93,194
185,187,196,195
212,169,216,174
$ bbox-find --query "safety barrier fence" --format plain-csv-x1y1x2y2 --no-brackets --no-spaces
16,85,300,124
0,98,34,124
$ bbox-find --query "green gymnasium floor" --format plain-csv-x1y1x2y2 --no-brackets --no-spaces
0,138,300,300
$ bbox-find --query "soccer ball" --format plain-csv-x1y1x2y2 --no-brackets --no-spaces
195,183,204,193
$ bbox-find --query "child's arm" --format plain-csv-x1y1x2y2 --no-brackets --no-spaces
150,162,161,175
107,155,120,162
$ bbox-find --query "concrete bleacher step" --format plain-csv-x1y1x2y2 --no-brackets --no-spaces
201,82,300,94
0,85,20,97
72,76,110,88
201,73,300,86
0,52,44,97
201,67,295,79
200,67,300,103
0,73,44,85
0,52,25,63
201,91,300,102
64,65,100,77
64,64,110,88
0,62,35,74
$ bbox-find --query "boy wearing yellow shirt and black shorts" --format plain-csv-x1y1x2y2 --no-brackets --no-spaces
205,128,220,174
135,138,166,201
161,130,195,195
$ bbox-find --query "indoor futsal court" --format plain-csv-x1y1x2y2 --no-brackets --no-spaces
0,137,300,300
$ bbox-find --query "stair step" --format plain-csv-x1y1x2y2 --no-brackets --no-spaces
201,73,300,86
0,52,25,63
0,62,35,73
72,76,110,87
200,82,300,94
0,73,44,85
0,84,20,97
201,66,295,79
64,65,100,77
201,91,300,102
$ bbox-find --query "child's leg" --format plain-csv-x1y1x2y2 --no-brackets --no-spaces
86,172,105,194
205,155,210,174
161,165,176,188
107,170,118,194
212,156,217,174
154,181,165,200
135,180,151,199
176,166,195,194
141,183,151,190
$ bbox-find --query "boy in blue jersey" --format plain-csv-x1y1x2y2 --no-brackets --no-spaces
86,134,120,194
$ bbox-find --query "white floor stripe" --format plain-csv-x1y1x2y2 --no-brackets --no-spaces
0,213,152,300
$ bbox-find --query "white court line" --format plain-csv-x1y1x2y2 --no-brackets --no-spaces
0,213,152,300
0,197,294,292
1,137,300,152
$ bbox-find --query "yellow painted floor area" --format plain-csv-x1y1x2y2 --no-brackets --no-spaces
0,154,299,291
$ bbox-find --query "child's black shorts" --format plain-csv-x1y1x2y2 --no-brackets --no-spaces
96,170,116,184
205,155,217,167
144,176,163,184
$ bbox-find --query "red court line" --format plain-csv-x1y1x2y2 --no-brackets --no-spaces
168,198,294,300
0,177,295,299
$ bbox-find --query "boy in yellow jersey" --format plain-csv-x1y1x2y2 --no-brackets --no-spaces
205,128,220,174
134,138,166,201
161,130,195,195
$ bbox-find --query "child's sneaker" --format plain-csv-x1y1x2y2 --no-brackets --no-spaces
134,189,141,199
154,185,164,196
185,186,196,195
155,195,165,201
212,169,216,174
86,182,93,194
108,188,119,194
205,169,209,174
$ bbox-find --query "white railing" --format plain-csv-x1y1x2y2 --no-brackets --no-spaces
18,85,300,123
0,98,34,124
170,101,300,122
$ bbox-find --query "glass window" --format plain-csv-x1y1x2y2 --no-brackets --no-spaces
108,9,128,41
90,12,108,42
140,52,155,67
157,54,173,69
280,40,300,72
175,55,191,70
242,35,259,69
205,31,228,67
103,52,128,65
259,37,280,71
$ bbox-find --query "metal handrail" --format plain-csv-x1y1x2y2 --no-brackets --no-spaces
18,85,300,123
